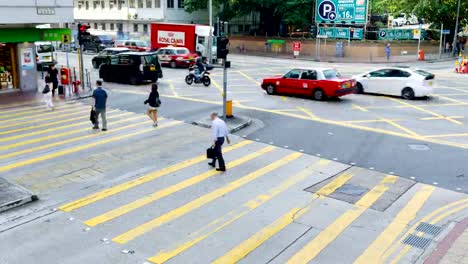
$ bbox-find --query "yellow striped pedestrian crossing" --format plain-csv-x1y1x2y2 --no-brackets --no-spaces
0,104,85,125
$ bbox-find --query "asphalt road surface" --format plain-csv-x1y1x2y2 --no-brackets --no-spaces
57,52,468,192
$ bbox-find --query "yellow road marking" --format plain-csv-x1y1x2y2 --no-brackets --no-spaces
59,141,252,212
0,104,58,118
426,133,468,138
380,118,421,137
432,94,468,105
344,119,402,124
0,103,80,120
0,108,90,130
421,116,464,121
0,104,85,125
387,97,463,125
382,197,468,263
0,121,181,173
169,83,179,97
148,160,334,263
0,109,104,136
0,100,44,109
0,114,141,152
238,71,261,85
211,78,224,94
0,110,122,143
366,102,467,109
353,185,435,264
84,146,275,226
287,175,397,264
352,104,369,112
112,152,302,244
296,107,320,120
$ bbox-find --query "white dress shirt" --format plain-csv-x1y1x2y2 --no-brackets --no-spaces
211,117,228,140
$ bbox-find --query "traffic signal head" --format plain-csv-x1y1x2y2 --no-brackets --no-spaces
217,37,229,60
77,23,90,45
350,28,355,38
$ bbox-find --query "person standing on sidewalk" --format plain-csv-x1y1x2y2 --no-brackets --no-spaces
385,43,391,61
92,80,108,131
208,112,230,172
144,83,161,127
47,64,59,97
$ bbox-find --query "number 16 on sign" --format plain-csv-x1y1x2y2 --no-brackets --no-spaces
293,42,301,57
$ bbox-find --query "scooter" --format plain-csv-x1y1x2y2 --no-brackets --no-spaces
185,65,212,87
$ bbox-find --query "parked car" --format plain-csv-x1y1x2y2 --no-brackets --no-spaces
114,39,150,52
261,68,356,100
156,46,198,68
81,35,114,52
353,67,435,100
392,14,407,27
99,52,163,85
91,47,129,69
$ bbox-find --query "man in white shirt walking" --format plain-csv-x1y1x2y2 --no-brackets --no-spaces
209,112,230,171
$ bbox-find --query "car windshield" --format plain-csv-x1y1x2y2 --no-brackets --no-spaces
37,44,54,53
323,69,341,79
176,49,189,54
136,41,148,47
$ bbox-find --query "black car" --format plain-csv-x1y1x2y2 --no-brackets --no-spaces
82,35,114,52
92,47,129,68
99,52,163,85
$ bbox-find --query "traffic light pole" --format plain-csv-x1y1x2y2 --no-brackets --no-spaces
78,45,85,93
222,59,227,120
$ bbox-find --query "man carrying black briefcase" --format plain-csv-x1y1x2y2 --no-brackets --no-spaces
207,112,230,172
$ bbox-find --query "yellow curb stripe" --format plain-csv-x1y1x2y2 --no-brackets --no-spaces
59,141,253,212
0,120,181,173
84,146,275,227
287,175,397,264
112,152,302,244
353,185,435,264
147,160,333,263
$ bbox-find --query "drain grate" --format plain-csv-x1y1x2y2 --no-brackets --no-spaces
416,222,442,236
403,234,431,249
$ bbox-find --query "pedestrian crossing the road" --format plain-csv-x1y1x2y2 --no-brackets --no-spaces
1,100,468,264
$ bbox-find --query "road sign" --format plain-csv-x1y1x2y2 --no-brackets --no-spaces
317,35,329,39
61,34,71,44
413,29,421,39
319,27,363,40
292,42,301,52
315,0,368,24
378,29,422,40
442,29,450,34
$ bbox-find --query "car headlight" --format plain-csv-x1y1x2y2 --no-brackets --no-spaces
176,57,183,61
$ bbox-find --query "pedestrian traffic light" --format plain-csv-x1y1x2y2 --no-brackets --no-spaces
217,37,229,60
350,28,355,39
62,34,71,44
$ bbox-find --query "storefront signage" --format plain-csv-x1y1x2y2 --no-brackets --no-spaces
37,7,56,15
315,0,368,24
21,48,34,70
378,29,425,40
318,27,364,40
157,31,185,45
0,28,72,43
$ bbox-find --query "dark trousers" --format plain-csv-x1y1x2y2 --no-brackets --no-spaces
212,137,225,169
51,80,58,96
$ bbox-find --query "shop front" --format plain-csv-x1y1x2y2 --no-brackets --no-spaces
0,28,71,93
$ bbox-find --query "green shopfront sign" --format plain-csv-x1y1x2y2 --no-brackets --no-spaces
378,29,425,40
319,27,364,40
0,28,71,43
315,0,368,24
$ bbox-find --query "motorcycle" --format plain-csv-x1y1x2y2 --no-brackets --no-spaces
185,65,212,87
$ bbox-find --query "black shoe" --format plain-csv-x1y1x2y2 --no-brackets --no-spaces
208,162,215,167
102,128,107,131
93,126,99,130
216,168,226,172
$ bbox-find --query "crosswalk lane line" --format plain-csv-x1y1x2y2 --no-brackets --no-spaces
0,116,153,160
210,168,350,264
353,185,435,264
0,120,181,173
0,108,90,130
84,146,275,227
59,141,253,212
0,110,122,143
147,161,345,264
0,103,80,120
112,152,303,244
0,112,132,149
286,175,398,264
0,109,116,136
0,104,84,124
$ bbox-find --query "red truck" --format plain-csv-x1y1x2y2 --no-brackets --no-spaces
150,22,212,56
261,67,356,100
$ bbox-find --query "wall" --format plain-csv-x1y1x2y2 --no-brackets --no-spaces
16,43,38,91
0,0,74,24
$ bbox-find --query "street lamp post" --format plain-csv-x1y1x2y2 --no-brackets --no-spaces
207,0,213,63
452,0,461,56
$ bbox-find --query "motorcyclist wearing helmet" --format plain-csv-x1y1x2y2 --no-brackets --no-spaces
194,57,206,81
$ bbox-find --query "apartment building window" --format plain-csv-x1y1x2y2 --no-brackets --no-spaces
110,23,115,30
138,0,143,8
101,0,105,8
102,23,106,30
143,24,148,33
154,0,160,8
118,0,125,10
167,0,174,8
109,0,116,9
177,0,184,8
129,0,135,8
146,0,152,8
94,23,98,29
78,1,84,9
85,1,90,10
134,24,139,32
93,1,99,9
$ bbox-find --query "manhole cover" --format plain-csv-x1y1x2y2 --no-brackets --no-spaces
336,184,368,196
408,144,430,151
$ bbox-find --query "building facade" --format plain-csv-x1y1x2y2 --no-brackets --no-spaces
74,0,209,39
0,0,74,92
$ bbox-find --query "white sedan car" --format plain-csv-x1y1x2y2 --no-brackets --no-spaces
353,67,435,100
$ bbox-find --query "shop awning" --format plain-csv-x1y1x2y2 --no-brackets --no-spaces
0,28,71,43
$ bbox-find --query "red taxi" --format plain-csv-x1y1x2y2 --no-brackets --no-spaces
156,46,198,68
261,68,356,100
